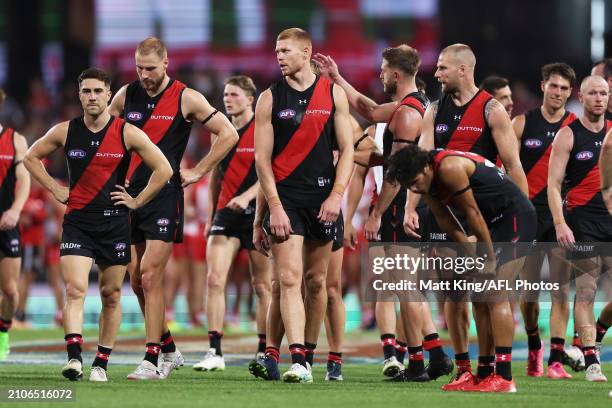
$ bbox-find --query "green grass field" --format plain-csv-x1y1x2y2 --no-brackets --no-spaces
1,363,611,408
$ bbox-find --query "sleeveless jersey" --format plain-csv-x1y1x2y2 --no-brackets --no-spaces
431,149,525,225
270,75,336,208
0,127,16,213
122,79,191,193
64,116,130,215
565,119,612,217
519,109,576,209
382,92,428,206
434,90,497,162
216,117,257,212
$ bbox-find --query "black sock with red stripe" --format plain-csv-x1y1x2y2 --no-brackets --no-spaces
495,347,512,381
455,352,471,374
257,334,266,354
144,343,160,366
572,331,581,347
548,337,565,365
305,342,316,367
395,341,408,364
583,346,598,368
265,346,280,363
477,355,495,379
0,319,12,333
328,351,342,365
208,331,223,356
408,345,425,373
65,333,83,363
92,345,112,370
289,343,307,367
160,330,176,353
381,334,396,360
526,326,541,350
596,319,610,343
423,333,444,361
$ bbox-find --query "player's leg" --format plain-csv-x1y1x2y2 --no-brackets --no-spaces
0,256,20,359
324,247,345,380
420,301,453,380
248,248,272,358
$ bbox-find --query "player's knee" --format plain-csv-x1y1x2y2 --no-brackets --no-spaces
0,285,18,305
252,280,271,300
271,279,281,297
100,287,121,309
326,283,341,305
65,282,86,301
305,272,325,295
278,268,301,290
207,271,227,293
140,266,163,292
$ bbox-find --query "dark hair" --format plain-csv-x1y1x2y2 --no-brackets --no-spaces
480,75,509,94
77,68,112,88
541,62,576,86
382,44,420,76
224,75,257,98
416,76,426,93
385,144,434,187
604,58,612,81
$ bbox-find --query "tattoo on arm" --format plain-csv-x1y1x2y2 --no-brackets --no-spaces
484,98,502,121
430,100,439,119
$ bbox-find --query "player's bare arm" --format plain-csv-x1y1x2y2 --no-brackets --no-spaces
487,98,528,194
108,84,128,117
512,114,526,147
344,165,366,249
600,128,612,214
0,133,30,230
110,123,173,209
547,126,575,249
180,88,239,187
23,122,69,204
353,124,381,167
252,187,271,256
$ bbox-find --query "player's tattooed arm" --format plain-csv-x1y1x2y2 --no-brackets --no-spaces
548,126,575,249
0,133,30,230
601,128,612,215
108,85,128,117
180,88,239,186
24,122,69,204
487,98,528,195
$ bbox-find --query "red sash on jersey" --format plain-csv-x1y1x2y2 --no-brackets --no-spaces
0,128,15,185
526,112,576,200
125,80,186,182
217,121,255,209
272,77,333,182
432,149,488,174
388,95,426,125
67,118,126,213
446,91,491,152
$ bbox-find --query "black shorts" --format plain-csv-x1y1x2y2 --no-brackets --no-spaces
332,211,344,252
263,207,336,243
422,207,469,243
0,227,21,258
374,203,426,243
209,208,255,250
130,185,184,244
533,207,557,243
489,205,537,266
61,211,131,265
566,209,612,259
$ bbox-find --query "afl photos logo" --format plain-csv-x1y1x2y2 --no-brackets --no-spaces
278,109,296,120
127,112,143,121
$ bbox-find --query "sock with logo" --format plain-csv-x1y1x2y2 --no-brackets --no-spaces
381,334,396,360
407,345,425,373
160,330,176,354
144,342,160,366
477,355,495,379
395,341,408,364
65,333,83,363
92,345,112,370
495,347,513,381
289,343,307,367
305,342,316,367
526,326,542,350
548,337,565,365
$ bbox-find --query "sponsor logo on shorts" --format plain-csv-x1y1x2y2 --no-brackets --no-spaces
524,139,543,148
60,242,82,249
435,124,448,133
210,225,225,231
576,151,594,161
156,218,170,226
575,244,595,252
127,112,143,121
10,239,19,246
278,109,296,119
430,232,447,240
115,242,126,250
104,209,121,216
68,149,86,159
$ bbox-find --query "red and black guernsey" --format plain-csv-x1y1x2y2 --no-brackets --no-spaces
564,119,612,217
382,91,428,206
216,118,257,211
434,89,498,162
519,109,576,209
64,116,130,215
122,79,191,194
0,127,17,213
270,75,336,208
431,149,525,225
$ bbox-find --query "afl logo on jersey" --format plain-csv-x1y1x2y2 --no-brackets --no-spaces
114,242,127,250
278,109,296,120
127,112,143,121
156,218,170,226
576,151,594,160
435,124,449,133
524,139,543,148
68,149,86,159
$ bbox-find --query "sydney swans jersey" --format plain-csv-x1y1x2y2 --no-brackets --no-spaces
519,109,576,209
0,128,17,213
64,117,130,215
270,75,336,208
122,79,191,193
434,90,497,162
216,118,257,211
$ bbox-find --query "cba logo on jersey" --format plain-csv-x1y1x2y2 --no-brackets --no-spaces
278,109,296,120
435,124,449,134
156,218,170,227
68,149,86,159
127,112,143,121
576,151,594,161
524,139,543,148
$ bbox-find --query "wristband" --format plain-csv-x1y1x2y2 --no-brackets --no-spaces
332,183,345,197
554,219,565,226
268,196,282,208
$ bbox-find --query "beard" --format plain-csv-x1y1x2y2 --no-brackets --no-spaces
383,80,397,96
140,76,164,93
